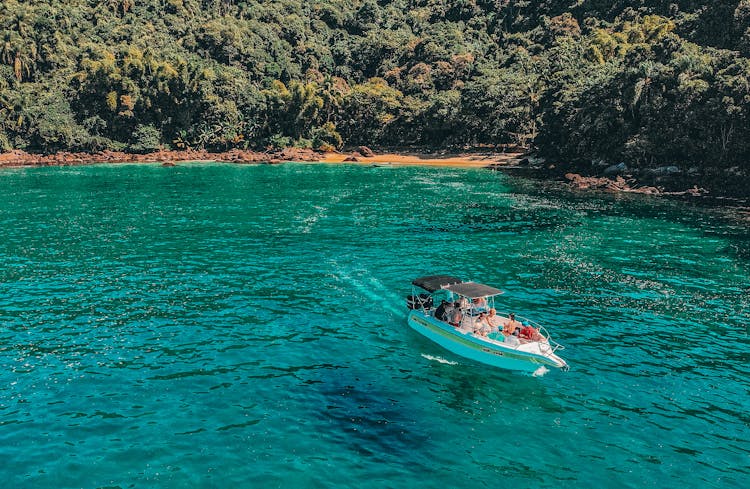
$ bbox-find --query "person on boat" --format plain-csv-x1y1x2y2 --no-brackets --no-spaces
434,300,449,322
486,308,502,330
502,313,523,336
458,296,470,311
473,312,492,336
471,297,487,312
504,333,520,347
448,302,462,327
518,324,547,342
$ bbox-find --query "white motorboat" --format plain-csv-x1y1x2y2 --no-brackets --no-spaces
406,275,568,373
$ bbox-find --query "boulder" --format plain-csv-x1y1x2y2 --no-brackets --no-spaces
591,158,608,168
357,146,375,157
645,166,681,176
526,156,546,168
274,148,319,161
603,162,628,175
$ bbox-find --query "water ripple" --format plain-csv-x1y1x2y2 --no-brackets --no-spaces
0,164,747,488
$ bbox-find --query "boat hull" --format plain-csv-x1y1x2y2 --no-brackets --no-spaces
407,310,567,373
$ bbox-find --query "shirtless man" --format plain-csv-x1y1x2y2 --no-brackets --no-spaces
502,313,523,336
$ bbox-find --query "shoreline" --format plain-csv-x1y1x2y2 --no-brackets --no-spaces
317,150,522,168
0,148,524,168
1,148,744,202
0,148,321,167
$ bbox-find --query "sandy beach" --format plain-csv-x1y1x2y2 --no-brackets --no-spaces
317,151,524,168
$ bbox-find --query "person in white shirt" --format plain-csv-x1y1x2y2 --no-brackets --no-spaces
472,312,491,336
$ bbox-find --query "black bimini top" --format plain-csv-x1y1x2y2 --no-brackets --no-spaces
445,281,504,299
412,275,464,292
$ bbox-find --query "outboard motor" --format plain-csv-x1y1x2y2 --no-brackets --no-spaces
406,294,433,310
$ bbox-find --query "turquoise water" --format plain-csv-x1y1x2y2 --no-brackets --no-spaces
1,163,748,488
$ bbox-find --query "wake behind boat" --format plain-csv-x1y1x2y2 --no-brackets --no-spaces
406,275,568,373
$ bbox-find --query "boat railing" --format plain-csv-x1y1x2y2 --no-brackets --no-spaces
407,289,434,313
495,310,566,354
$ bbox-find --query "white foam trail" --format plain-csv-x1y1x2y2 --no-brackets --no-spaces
421,354,458,365
297,205,328,234
532,365,549,377
295,189,352,233
367,276,391,292
332,267,403,315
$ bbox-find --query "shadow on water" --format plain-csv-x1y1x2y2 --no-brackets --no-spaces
316,371,432,462
426,362,563,417
405,199,583,235
397,332,564,418
525,178,750,265
458,207,580,234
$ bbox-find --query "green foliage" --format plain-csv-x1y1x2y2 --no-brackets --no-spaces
0,0,747,186
310,122,343,150
130,124,162,153
540,10,745,181
267,133,292,150
339,77,404,144
0,131,11,152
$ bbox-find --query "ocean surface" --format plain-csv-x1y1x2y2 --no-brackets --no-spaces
0,162,748,488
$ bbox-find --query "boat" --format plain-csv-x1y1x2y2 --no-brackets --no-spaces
406,275,568,373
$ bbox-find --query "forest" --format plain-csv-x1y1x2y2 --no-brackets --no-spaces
1,1,749,187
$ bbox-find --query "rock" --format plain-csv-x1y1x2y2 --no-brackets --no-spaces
645,166,681,176
565,173,608,189
603,162,628,175
343,156,359,162
604,176,631,191
2,149,317,167
161,162,176,167
273,148,320,162
526,156,546,168
636,186,661,195
565,172,652,193
592,158,609,168
357,146,375,157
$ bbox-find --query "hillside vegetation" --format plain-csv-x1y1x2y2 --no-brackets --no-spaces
1,1,749,184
